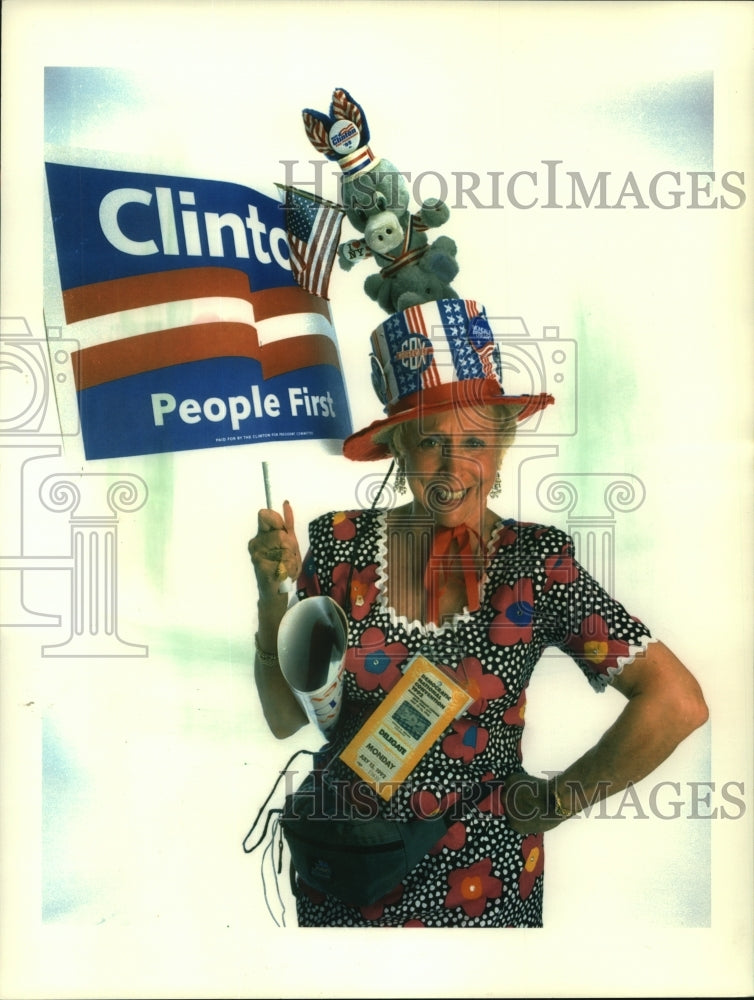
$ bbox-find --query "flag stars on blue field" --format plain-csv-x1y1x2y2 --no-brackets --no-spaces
287,196,318,241
443,299,464,320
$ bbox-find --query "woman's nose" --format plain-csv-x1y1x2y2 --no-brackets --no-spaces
439,446,484,478
438,444,464,472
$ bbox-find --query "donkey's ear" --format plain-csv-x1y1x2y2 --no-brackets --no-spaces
301,108,334,158
330,88,370,145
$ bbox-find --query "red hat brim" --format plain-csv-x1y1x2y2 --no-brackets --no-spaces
342,380,555,462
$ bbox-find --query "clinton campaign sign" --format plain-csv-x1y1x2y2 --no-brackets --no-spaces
44,162,352,460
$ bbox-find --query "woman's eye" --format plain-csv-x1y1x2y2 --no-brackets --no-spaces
418,437,440,450
466,438,486,449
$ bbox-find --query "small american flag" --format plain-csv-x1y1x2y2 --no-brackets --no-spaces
281,186,346,299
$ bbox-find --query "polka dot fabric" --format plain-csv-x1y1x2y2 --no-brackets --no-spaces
292,509,652,927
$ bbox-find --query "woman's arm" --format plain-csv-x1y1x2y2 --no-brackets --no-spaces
248,501,308,739
504,640,709,832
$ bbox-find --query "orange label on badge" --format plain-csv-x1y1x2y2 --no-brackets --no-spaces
339,654,473,800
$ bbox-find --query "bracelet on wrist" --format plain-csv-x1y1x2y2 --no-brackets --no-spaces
254,633,280,666
550,784,573,820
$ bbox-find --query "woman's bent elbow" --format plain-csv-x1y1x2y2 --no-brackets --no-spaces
686,688,710,733
265,709,308,741
269,722,304,740
673,676,709,739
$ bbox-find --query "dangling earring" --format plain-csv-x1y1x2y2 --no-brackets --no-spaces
394,465,407,495
489,472,502,499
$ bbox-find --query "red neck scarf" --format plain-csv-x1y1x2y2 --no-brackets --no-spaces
423,523,486,625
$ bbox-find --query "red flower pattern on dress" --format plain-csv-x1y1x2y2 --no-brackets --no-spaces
518,833,544,899
360,883,403,920
493,521,520,549
297,549,321,596
331,562,378,621
441,717,489,763
406,786,467,851
403,918,426,927
345,625,407,692
542,545,579,593
406,787,468,854
359,884,403,920
503,689,527,728
564,612,631,675
457,656,506,716
332,510,358,540
292,513,653,927
410,788,441,818
489,578,535,646
516,521,549,538
409,787,461,817
444,858,503,918
477,772,506,816
430,820,467,854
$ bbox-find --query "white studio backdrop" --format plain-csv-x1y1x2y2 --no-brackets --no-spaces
1,2,752,998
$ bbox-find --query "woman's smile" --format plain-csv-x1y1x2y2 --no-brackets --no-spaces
397,408,506,529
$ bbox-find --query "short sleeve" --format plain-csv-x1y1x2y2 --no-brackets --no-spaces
535,527,653,691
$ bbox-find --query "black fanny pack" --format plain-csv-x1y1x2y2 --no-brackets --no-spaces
243,750,499,908
280,769,453,906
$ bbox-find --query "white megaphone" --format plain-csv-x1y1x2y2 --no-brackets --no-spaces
277,596,349,735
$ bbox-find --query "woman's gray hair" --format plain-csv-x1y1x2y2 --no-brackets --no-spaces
373,404,523,461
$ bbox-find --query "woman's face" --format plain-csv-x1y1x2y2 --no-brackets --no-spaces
398,407,506,529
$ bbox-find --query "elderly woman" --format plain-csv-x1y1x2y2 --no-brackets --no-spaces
248,299,708,927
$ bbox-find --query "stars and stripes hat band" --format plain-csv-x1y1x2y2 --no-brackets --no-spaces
342,298,554,462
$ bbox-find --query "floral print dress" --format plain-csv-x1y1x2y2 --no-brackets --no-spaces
292,508,653,927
